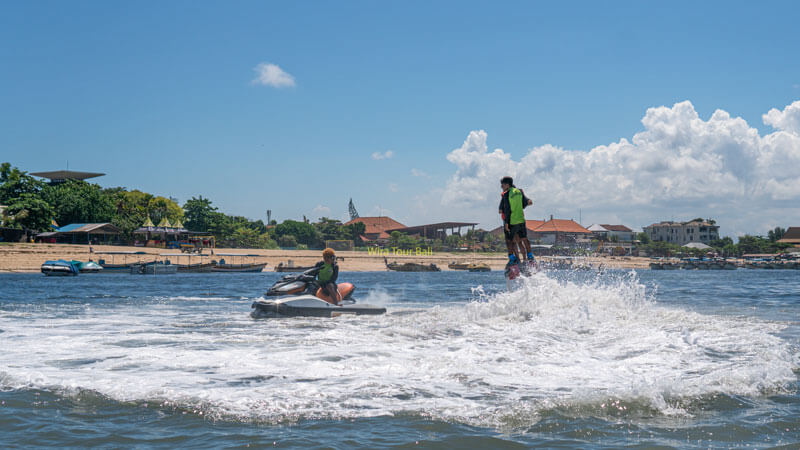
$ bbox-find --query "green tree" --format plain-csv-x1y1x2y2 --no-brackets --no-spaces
767,227,786,242
3,193,54,231
147,196,183,224
227,227,277,249
737,235,767,254
637,232,650,244
0,163,45,204
109,189,153,239
183,196,217,232
277,234,298,248
41,180,115,225
275,220,321,247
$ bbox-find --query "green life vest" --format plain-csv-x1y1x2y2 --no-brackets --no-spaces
317,262,334,284
509,187,525,225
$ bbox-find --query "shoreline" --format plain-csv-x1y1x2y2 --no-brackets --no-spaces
0,243,651,272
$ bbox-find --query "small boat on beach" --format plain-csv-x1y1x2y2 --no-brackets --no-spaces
74,260,103,273
384,257,440,272
97,251,148,273
41,260,80,276
447,261,470,270
467,263,491,272
274,261,314,272
212,254,267,273
130,261,178,275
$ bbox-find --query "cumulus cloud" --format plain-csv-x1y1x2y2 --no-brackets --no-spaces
441,100,800,236
763,100,800,135
372,150,394,160
251,63,296,88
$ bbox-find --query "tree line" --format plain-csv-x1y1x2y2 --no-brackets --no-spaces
0,163,365,249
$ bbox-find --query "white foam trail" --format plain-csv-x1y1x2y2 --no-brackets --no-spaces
0,272,796,429
361,286,395,307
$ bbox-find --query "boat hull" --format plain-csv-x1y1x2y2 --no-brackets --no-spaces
177,263,215,273
251,296,386,318
41,260,79,276
130,263,178,274
212,263,267,273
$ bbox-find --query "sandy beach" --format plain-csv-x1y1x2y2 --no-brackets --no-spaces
0,243,651,272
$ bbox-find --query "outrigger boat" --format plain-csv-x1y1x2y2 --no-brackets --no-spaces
212,253,267,273
251,270,386,318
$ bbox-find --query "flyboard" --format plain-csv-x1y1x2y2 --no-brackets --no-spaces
505,259,538,291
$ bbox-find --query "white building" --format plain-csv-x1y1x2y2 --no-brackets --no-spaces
587,224,635,242
643,220,719,245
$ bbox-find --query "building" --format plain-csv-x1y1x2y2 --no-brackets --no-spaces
387,221,478,241
489,220,545,238
344,216,407,245
587,224,635,242
490,218,592,247
30,170,105,185
36,223,122,244
777,227,800,247
530,217,593,247
643,220,720,245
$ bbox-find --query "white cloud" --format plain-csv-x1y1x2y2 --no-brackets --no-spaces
411,168,428,177
763,100,800,135
372,150,394,160
251,63,296,88
312,204,331,216
441,100,800,236
388,183,399,192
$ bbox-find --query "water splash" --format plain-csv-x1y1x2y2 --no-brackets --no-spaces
0,271,796,429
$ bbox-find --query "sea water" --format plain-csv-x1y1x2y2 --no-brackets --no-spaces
0,270,798,448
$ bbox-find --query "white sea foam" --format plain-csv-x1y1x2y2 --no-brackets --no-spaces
0,272,796,428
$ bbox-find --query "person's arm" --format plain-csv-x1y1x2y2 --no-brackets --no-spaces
521,189,533,208
330,263,339,284
500,194,512,225
305,260,324,277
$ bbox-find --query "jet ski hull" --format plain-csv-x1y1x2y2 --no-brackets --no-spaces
251,296,386,318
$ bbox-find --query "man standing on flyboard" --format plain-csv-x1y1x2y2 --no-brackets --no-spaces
499,176,535,278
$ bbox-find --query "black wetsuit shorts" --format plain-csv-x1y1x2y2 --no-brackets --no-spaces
504,223,527,241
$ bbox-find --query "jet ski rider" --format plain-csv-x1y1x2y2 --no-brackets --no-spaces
310,248,340,304
499,176,534,264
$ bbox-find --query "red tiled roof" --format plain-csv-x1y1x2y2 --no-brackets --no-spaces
489,220,546,236
345,216,406,235
532,219,591,234
600,224,632,232
525,220,545,230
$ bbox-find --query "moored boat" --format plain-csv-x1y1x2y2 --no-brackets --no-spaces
384,257,440,272
212,254,267,273
41,260,80,276
131,261,178,274
467,263,491,272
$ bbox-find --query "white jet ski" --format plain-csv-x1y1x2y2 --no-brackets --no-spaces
251,270,386,318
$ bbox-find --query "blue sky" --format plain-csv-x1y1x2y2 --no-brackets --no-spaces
2,1,799,236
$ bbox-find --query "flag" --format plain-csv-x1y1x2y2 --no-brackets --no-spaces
50,219,59,229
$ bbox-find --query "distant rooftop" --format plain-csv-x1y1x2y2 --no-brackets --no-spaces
31,170,105,183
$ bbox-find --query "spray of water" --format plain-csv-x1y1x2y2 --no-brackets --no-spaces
0,271,796,429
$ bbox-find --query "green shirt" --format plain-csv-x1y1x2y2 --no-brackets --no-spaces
317,262,334,284
509,187,525,225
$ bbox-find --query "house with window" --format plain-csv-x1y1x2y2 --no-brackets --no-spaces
344,216,406,245
643,219,719,245
586,224,635,242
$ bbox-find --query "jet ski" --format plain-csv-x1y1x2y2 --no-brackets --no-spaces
251,270,387,318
